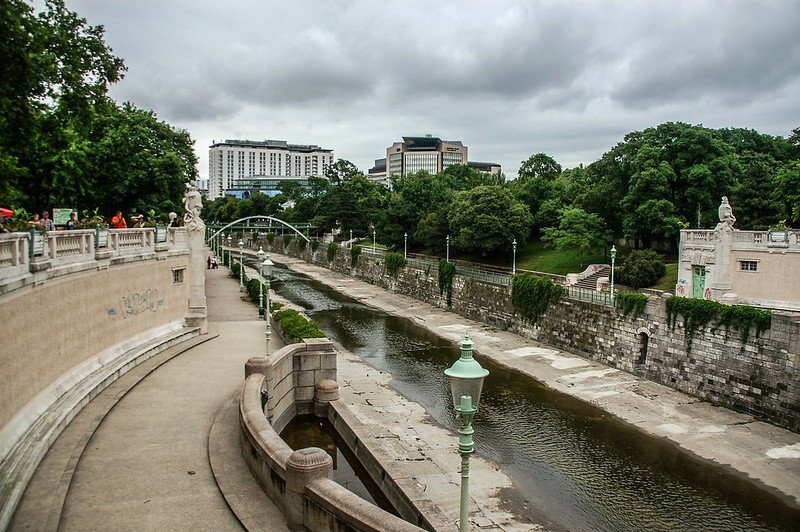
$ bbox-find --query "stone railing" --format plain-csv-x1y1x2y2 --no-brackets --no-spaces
682,230,717,248
241,339,432,532
731,229,800,250
564,263,608,287
0,227,187,296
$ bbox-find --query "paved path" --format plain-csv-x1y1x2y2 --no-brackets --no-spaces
12,264,289,531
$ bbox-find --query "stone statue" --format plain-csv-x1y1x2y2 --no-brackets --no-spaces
183,186,204,232
716,196,736,230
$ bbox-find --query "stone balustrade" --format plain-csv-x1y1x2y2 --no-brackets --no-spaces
0,227,187,296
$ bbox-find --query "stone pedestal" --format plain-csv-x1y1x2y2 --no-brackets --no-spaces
285,448,333,530
314,379,339,417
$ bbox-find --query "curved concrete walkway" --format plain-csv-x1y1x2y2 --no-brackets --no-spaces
11,264,289,531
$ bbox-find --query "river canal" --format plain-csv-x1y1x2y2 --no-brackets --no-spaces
269,265,799,531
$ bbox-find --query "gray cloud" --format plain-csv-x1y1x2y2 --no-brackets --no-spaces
70,0,800,178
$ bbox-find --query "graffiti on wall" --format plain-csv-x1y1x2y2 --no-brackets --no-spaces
108,289,165,319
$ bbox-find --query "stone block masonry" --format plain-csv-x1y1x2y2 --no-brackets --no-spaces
274,240,800,432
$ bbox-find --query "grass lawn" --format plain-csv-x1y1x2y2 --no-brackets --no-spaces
459,241,610,275
652,263,678,292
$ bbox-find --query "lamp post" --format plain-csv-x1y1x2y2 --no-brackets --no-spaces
372,229,376,253
404,232,408,259
512,239,517,275
263,253,274,356
349,229,353,248
257,246,265,318
221,233,227,264
444,335,489,532
238,239,245,291
446,234,450,262
610,245,617,304
227,235,232,268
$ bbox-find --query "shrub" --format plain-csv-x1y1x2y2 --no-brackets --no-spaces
438,260,456,307
615,292,648,318
511,273,565,324
266,232,276,244
246,278,262,304
273,308,326,341
350,245,362,268
385,252,406,277
327,242,339,262
282,234,292,247
297,239,307,251
616,250,666,288
311,240,320,252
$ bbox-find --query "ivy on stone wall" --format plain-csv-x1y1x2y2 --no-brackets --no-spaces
266,233,276,245
297,239,307,251
282,234,292,247
666,297,772,350
327,242,339,263
384,252,407,277
350,245,362,268
438,260,455,307
311,240,320,252
511,273,565,324
615,292,648,318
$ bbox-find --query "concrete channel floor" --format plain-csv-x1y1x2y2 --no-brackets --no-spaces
11,264,290,531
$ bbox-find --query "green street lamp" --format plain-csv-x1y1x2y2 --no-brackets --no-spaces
349,229,353,248
221,233,227,265
238,239,245,291
404,232,408,259
257,246,265,318
227,235,232,268
444,335,489,532
610,245,617,304
446,234,450,262
512,239,517,275
263,253,274,356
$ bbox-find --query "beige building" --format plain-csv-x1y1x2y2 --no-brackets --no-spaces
208,139,334,199
677,202,800,311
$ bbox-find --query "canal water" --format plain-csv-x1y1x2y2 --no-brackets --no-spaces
269,265,800,531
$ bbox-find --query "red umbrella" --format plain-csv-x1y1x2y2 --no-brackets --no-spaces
0,207,13,218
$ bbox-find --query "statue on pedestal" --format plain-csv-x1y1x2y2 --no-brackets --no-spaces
715,196,736,231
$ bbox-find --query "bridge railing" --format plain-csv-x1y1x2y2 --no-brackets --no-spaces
1,227,187,291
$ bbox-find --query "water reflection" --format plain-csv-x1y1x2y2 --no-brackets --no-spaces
270,265,800,532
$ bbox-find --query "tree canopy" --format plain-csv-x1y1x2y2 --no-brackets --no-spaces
0,0,196,221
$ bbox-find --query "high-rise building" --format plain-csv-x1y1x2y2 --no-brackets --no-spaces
208,139,334,199
369,135,500,185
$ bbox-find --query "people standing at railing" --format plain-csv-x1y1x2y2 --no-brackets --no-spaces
28,213,40,228
40,210,55,231
65,212,77,230
111,211,127,229
132,214,145,228
0,213,9,233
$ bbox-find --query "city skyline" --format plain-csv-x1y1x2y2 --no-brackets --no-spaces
65,0,800,179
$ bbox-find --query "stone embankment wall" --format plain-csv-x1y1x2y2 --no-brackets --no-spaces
272,240,800,432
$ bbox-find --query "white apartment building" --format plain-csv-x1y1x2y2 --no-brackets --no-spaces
208,139,334,199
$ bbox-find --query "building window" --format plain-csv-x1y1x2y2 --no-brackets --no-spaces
739,260,758,272
172,267,185,284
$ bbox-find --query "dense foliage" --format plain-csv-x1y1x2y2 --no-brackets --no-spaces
666,297,772,350
273,308,326,341
350,245,362,268
384,252,407,277
438,260,456,307
615,292,649,318
511,274,566,324
326,242,339,262
616,250,667,288
0,0,196,220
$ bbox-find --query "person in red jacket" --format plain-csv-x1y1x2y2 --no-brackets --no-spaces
111,211,127,228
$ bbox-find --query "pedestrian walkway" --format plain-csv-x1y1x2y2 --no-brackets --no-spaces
11,263,289,531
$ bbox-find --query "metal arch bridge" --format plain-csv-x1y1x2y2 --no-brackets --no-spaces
206,216,311,243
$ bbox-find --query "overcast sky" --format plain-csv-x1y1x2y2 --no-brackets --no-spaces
66,0,800,180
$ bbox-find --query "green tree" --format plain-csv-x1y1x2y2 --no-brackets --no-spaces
616,249,667,289
324,158,362,185
447,186,532,256
541,207,610,267
731,153,784,230
777,161,800,226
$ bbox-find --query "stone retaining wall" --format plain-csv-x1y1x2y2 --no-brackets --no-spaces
240,340,432,532
272,240,800,432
